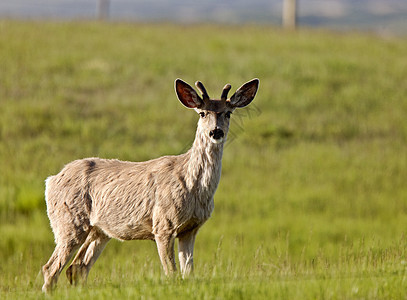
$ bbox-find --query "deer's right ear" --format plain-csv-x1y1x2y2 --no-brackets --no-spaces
175,79,203,108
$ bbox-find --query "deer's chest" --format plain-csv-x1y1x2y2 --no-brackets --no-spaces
176,196,214,236
193,193,215,221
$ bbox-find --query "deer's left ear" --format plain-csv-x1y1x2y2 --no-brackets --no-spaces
229,78,259,108
175,79,204,108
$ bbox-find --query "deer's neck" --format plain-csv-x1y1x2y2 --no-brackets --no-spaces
185,128,224,194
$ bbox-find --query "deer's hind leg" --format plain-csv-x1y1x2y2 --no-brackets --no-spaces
42,230,89,293
66,227,110,285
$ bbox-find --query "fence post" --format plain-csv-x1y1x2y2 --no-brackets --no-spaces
98,0,110,20
283,0,297,29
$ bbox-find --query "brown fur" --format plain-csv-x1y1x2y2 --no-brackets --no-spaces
41,78,259,292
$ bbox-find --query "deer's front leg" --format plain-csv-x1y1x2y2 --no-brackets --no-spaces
178,229,198,278
155,234,176,275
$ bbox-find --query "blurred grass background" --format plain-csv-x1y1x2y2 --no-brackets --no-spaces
1,20,407,298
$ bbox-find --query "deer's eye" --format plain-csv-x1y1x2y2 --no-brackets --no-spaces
199,112,206,118
225,111,232,119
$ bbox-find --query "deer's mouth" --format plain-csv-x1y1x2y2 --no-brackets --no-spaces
209,128,225,144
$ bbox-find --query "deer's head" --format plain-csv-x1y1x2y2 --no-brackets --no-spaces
175,78,259,144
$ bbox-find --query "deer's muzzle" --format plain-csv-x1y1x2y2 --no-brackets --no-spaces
209,128,224,141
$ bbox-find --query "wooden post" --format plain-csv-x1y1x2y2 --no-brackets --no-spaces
283,0,297,30
98,0,110,20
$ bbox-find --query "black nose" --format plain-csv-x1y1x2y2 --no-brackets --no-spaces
209,128,224,140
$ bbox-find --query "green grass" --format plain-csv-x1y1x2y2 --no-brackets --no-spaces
1,20,407,299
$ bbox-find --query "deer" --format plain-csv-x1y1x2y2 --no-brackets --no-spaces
41,78,259,292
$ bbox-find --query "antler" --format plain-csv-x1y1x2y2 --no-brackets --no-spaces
221,84,232,101
195,81,210,101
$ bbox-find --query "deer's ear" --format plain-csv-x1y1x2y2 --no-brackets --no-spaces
175,79,203,108
229,78,259,108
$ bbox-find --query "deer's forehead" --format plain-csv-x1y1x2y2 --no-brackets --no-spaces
202,100,229,112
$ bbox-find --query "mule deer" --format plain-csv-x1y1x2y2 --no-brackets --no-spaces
41,78,259,292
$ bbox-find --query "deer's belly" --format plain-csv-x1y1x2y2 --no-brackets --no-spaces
91,216,154,241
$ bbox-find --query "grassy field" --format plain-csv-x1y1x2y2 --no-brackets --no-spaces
1,20,407,299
